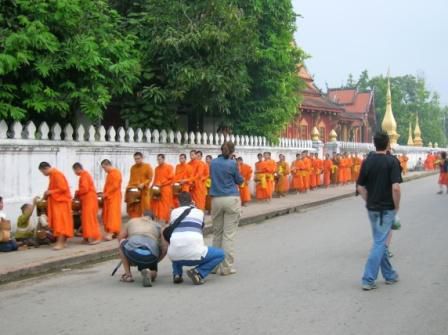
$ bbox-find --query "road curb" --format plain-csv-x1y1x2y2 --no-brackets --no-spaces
0,171,436,284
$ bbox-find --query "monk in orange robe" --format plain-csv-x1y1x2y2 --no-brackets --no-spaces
345,153,353,183
189,150,208,210
290,154,304,193
352,153,362,181
255,153,269,200
101,159,122,240
73,163,101,244
323,154,333,188
264,152,277,199
39,162,73,250
150,154,174,223
173,153,194,208
126,152,153,218
275,154,290,196
400,154,409,175
302,151,312,191
338,154,347,185
309,155,317,189
332,153,340,185
237,157,253,206
313,153,323,187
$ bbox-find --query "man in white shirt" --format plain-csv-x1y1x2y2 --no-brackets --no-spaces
166,192,224,285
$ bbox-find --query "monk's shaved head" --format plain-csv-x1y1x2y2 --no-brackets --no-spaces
134,152,143,158
38,162,51,170
72,162,83,170
101,159,112,166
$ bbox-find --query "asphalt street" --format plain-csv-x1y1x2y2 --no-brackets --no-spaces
1,175,447,335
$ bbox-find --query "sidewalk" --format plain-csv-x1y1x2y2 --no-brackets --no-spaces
0,171,436,284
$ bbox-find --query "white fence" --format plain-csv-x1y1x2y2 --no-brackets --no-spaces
0,119,314,224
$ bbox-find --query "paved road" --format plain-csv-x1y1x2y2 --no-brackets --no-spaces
1,176,447,335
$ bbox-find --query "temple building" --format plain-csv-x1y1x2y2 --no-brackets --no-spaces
283,66,376,143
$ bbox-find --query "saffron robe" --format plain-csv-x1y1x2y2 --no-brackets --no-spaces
47,169,74,238
102,168,122,234
239,163,253,204
150,163,174,223
126,163,153,218
323,159,333,187
173,162,194,208
189,160,208,210
275,161,290,195
255,161,269,200
76,170,101,240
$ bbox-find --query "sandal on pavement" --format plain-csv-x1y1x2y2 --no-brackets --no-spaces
120,274,134,283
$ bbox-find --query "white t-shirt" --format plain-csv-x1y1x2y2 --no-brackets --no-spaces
167,206,208,261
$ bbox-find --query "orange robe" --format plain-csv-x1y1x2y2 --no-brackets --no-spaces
255,161,269,200
126,163,153,218
265,159,277,199
102,168,122,234
323,159,333,187
346,158,353,182
205,163,212,212
173,162,194,208
275,161,290,195
151,163,174,223
352,157,362,181
189,160,208,210
239,163,253,204
76,170,101,240
290,160,304,191
314,158,323,187
47,169,74,238
309,158,317,189
303,157,312,190
338,159,347,184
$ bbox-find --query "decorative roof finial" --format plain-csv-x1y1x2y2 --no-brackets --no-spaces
381,69,399,145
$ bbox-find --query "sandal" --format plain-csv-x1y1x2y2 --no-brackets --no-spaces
120,274,134,283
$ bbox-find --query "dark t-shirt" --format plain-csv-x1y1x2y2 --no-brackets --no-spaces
357,153,402,211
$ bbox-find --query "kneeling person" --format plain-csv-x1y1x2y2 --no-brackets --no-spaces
166,192,224,285
118,216,167,287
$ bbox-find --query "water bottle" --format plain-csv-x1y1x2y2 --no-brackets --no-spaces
392,215,401,230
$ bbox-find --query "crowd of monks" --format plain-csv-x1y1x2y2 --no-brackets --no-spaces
19,149,436,251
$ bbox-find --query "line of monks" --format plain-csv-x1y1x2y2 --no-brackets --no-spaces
37,150,384,250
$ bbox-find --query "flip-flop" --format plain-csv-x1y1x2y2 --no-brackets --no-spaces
120,274,134,283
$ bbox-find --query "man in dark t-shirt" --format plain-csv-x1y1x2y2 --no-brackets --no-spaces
357,131,401,291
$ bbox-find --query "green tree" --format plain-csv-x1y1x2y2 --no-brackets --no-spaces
0,0,139,122
113,0,256,130
229,0,306,141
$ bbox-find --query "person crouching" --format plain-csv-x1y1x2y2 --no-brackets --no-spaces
166,192,224,285
118,216,167,287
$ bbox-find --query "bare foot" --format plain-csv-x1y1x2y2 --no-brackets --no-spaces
103,233,113,241
89,239,101,245
52,243,65,250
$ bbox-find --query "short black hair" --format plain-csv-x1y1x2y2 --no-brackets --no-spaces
21,203,30,212
296,153,300,158
257,153,263,158
196,151,203,157
237,157,243,161
179,153,186,159
190,150,196,154
0,196,3,202
101,159,112,166
178,192,192,206
38,162,51,170
441,151,447,159
134,152,143,158
206,155,212,160
373,131,390,151
72,162,83,170
157,154,165,159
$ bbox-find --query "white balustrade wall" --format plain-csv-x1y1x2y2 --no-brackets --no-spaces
0,120,314,224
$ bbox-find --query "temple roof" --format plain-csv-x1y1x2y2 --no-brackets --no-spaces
298,66,344,113
327,88,374,115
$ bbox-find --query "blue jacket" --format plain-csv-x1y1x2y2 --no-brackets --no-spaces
209,156,244,197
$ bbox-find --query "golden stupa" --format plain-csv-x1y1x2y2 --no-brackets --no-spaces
381,74,400,145
413,113,423,146
311,126,320,141
407,122,414,146
329,129,338,142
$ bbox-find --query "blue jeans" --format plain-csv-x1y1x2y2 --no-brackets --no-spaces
172,247,225,279
362,210,398,285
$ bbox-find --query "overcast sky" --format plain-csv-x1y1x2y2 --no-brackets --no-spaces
292,0,448,105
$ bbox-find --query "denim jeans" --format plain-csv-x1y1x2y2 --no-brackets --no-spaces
362,210,398,285
172,247,225,279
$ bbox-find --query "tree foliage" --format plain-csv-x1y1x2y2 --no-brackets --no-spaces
0,0,140,122
345,71,447,146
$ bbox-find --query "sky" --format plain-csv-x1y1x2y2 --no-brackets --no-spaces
292,0,448,105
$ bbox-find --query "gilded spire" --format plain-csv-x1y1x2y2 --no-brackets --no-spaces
381,71,400,145
407,122,414,146
413,113,423,146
